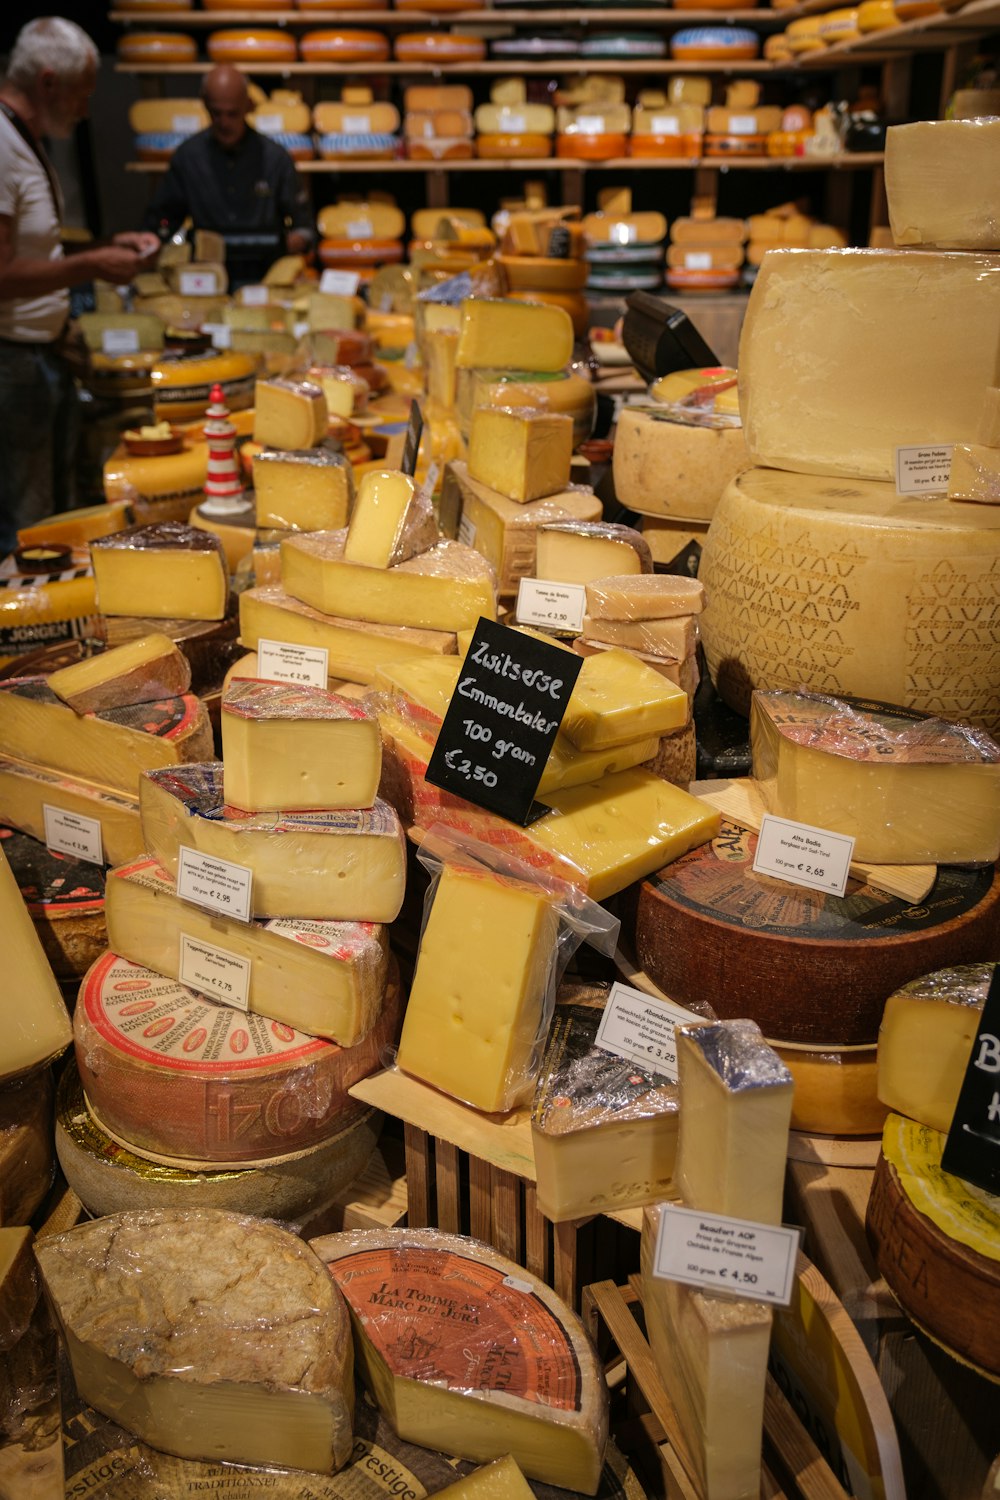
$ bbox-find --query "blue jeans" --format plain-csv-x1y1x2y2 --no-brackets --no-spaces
0,339,80,555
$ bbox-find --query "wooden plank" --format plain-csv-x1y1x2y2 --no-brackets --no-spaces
468,1154,493,1244
492,1166,522,1264
763,1378,851,1500
403,1122,431,1228
553,1219,581,1310
434,1139,462,1235
523,1181,551,1285
351,1067,536,1179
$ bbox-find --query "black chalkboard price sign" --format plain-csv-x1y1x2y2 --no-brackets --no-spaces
425,617,582,826
942,965,1000,1194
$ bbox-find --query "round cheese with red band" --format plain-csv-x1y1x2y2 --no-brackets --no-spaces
300,29,390,61
117,32,198,63
206,29,298,63
395,32,486,61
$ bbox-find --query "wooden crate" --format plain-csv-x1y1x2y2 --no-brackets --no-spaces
350,1066,640,1307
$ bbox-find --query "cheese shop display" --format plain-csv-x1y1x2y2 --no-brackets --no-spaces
35,1209,356,1471
312,1227,609,1492
876,963,995,1134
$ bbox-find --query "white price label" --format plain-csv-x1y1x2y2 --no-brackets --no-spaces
594,982,702,1081
101,327,140,355
320,269,361,296
254,113,282,135
179,271,218,296
611,222,637,244
293,320,310,339
895,444,954,496
685,252,713,270
501,112,527,133
257,637,329,688
172,113,202,133
502,1274,534,1294
177,845,252,923
345,220,373,239
574,115,604,134
202,322,232,349
43,805,103,866
458,513,477,547
653,1203,800,1307
752,814,854,898
241,285,269,306
342,114,371,133
515,577,586,634
729,114,758,135
179,933,251,1010
650,115,680,135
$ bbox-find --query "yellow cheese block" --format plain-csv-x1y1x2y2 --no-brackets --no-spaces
581,612,696,660
343,469,437,568
396,860,561,1112
17,500,131,549
457,369,596,448
536,522,651,586
281,531,496,634
222,677,382,812
47,633,190,714
584,573,706,620
91,523,229,621
0,757,143,865
876,963,994,1134
467,406,573,503
885,119,1000,250
1,842,72,1083
253,378,329,450
239,585,457,685
456,299,574,373
560,649,689,750
253,447,354,531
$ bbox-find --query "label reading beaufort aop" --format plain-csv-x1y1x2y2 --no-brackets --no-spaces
895,444,954,495
43,804,103,866
595,982,701,1081
177,845,252,923
179,933,251,1011
753,814,854,898
425,616,582,825
516,578,586,634
653,1203,800,1307
257,637,328,689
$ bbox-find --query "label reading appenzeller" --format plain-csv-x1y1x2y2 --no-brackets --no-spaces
653,1203,800,1307
177,845,252,923
179,933,251,1011
43,804,103,866
257,637,328,688
595,982,701,1081
942,965,1000,1194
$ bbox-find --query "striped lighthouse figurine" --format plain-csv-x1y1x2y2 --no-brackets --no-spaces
192,382,256,566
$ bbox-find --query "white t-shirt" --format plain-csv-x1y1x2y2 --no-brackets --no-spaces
0,111,67,343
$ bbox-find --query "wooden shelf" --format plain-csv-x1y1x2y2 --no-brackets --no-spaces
794,0,1000,61
111,6,787,22
127,150,883,171
116,57,783,73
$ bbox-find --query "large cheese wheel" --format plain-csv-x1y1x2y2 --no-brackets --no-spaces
150,350,258,423
117,0,192,9
629,133,702,158
631,820,1000,1044
772,1042,886,1137
318,202,406,240
74,951,404,1165
671,24,760,56
394,32,486,61
319,238,404,267
300,29,390,61
867,1114,1000,1378
204,0,292,8
613,406,750,524
317,134,399,161
206,29,298,63
699,467,1000,732
117,32,198,63
477,132,552,159
666,268,741,291
556,133,628,160
298,0,387,7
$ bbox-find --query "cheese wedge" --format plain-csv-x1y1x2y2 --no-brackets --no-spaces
429,1457,534,1499
253,377,329,450
467,407,573,503
343,469,438,567
885,119,1000,250
253,448,353,531
536,522,651,585
1,842,72,1083
221,678,382,812
281,531,497,634
140,762,406,922
90,523,228,621
560,650,689,749
47,633,190,715
0,757,143,865
397,860,560,1112
876,963,994,1134
456,298,574,373
581,613,696,659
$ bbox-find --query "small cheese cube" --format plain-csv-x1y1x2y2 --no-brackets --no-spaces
47,633,190,714
343,469,437,568
253,448,353,532
467,407,573,503
560,650,689,750
90,523,228,621
536,522,651,586
456,298,573,373
253,377,328,450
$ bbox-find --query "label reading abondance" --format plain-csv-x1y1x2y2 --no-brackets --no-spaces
653,1203,800,1307
179,933,251,1011
515,577,586,635
257,637,329,689
752,814,854,898
594,982,702,1081
43,804,104,866
176,845,252,923
895,444,954,496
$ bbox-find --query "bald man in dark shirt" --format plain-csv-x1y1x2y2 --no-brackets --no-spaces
144,66,314,288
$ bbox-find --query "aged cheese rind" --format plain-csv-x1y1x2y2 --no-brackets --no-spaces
281,531,496,633
885,120,1000,250
876,963,994,1134
106,855,389,1044
536,522,651,586
239,584,457,685
91,523,229,621
312,1227,609,1494
35,1208,355,1471
0,757,143,865
252,447,353,532
221,678,382,812
467,407,573,503
1,843,72,1083
613,406,751,523
140,762,406,922
74,950,403,1163
47,633,191,714
740,250,1000,481
699,467,1000,733
774,1042,886,1137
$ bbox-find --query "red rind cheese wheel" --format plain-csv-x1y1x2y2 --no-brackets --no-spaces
395,32,486,61
74,951,404,1164
204,0,292,9
556,133,628,160
300,29,390,61
206,28,297,62
629,133,701,158
118,32,198,62
477,132,552,159
630,819,1000,1044
665,268,742,291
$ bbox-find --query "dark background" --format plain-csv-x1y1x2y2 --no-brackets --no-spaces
1,1,117,53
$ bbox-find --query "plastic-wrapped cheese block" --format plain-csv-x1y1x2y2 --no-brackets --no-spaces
344,468,438,568
751,689,1000,864
74,950,402,1161
107,856,389,1045
281,531,496,634
585,573,706,621
139,762,406,922
699,467,1000,733
311,1227,609,1492
740,250,1000,481
675,1019,793,1226
560,649,689,749
467,406,573,503
456,298,574,373
47,632,190,714
253,377,328,450
253,447,353,531
876,963,995,1134
35,1209,355,1471
532,981,681,1221
0,678,212,795
581,612,696,660
221,678,382,812
90,521,228,621
885,119,1000,250
536,521,651,585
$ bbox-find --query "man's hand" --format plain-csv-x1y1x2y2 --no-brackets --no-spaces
112,230,161,263
85,244,145,283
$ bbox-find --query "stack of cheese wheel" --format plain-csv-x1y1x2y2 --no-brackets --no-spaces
249,90,315,161
129,97,208,162
475,89,555,160
117,31,198,63
206,29,298,63
666,212,746,291
314,98,401,160
703,80,782,158
404,82,475,160
300,29,390,62
557,100,631,160
630,94,704,159
583,205,666,294
317,200,406,277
